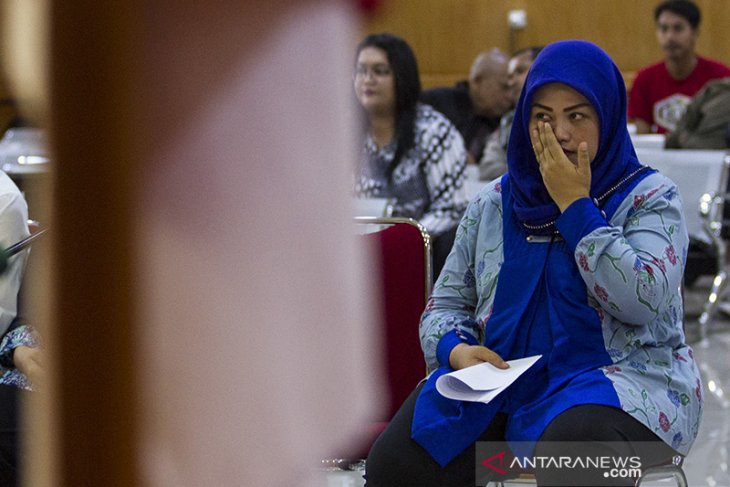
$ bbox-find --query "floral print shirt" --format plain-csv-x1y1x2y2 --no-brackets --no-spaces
420,172,702,455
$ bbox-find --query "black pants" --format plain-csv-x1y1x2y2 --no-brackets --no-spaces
365,383,677,487
0,384,24,487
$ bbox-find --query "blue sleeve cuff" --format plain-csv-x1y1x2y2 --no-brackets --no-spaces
556,197,608,252
436,329,479,368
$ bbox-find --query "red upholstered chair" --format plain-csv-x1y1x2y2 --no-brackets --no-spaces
324,217,432,467
360,217,432,415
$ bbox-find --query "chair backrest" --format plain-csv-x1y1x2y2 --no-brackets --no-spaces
697,154,730,239
631,133,666,150
355,216,432,420
635,148,728,241
352,197,393,218
635,455,687,487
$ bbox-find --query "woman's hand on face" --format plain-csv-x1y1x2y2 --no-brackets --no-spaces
13,346,44,386
531,121,591,212
448,343,509,370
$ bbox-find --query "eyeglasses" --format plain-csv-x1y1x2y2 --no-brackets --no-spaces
354,65,393,79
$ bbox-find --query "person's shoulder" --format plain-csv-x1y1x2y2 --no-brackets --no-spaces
421,83,468,107
416,103,459,131
629,62,666,95
629,171,678,202
0,170,26,217
421,85,457,101
422,85,457,96
414,104,466,151
636,60,666,75
466,176,504,217
633,60,666,81
417,102,447,119
423,80,467,92
696,55,730,76
0,170,21,197
421,86,444,97
480,176,504,200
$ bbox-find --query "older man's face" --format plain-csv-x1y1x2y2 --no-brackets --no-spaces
470,70,512,118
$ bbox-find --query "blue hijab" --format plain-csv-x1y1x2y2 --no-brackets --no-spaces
508,40,643,232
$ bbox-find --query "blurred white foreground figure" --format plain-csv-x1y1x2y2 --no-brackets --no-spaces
139,2,382,486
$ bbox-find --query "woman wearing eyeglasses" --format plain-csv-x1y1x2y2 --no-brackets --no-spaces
353,33,469,278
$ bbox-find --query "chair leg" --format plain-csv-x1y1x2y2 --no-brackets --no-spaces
698,269,728,345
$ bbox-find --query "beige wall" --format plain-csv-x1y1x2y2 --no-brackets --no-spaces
363,0,730,89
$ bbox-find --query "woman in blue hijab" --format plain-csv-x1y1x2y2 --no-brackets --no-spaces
366,40,702,487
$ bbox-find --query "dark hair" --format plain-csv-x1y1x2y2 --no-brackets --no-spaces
512,46,543,61
356,33,421,170
654,0,701,29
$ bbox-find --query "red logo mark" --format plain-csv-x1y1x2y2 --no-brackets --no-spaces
481,451,507,475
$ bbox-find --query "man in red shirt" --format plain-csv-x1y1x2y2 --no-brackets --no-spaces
628,0,730,134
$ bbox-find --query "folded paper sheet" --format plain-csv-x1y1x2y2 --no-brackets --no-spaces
435,355,542,404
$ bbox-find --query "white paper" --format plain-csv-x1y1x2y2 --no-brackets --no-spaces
435,355,542,403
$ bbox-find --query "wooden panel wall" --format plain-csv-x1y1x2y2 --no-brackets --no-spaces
363,0,730,89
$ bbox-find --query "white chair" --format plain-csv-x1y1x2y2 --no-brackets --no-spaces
352,197,393,218
634,148,727,242
631,133,666,150
323,217,431,471
694,154,730,343
635,455,688,487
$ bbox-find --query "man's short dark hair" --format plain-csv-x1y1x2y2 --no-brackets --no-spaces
654,0,701,29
